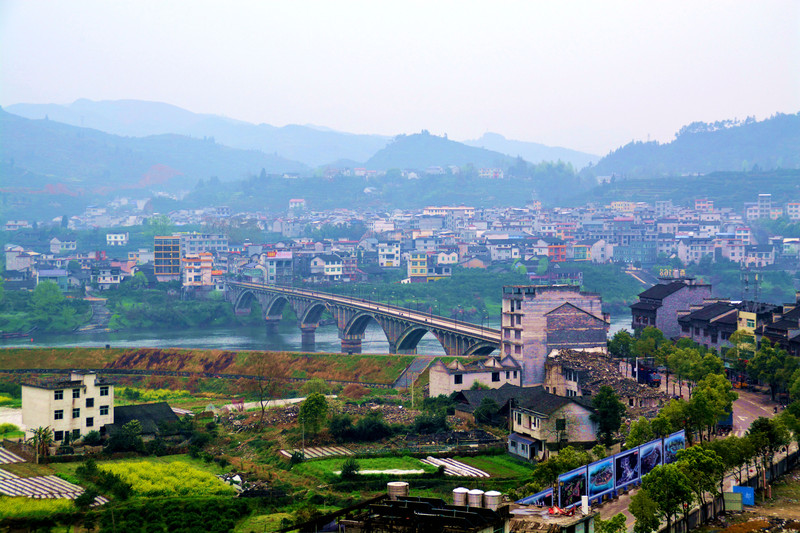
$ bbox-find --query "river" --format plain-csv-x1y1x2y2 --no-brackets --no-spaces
0,316,632,354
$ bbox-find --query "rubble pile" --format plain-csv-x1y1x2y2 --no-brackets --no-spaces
549,349,671,417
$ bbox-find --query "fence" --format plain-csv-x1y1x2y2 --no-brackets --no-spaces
657,449,799,533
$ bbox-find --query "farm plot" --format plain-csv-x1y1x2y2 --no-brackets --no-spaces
420,457,490,478
99,461,235,497
279,446,353,459
292,456,437,478
0,470,108,504
0,447,24,465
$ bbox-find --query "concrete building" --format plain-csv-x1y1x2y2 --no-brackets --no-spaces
501,285,608,386
630,278,713,339
428,356,522,397
182,252,214,287
259,250,293,285
22,371,114,442
378,241,401,267
178,232,228,256
106,232,130,247
154,236,181,281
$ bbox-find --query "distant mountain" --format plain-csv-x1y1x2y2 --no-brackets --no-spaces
0,109,309,192
6,99,391,168
463,132,599,169
586,112,800,178
365,131,516,171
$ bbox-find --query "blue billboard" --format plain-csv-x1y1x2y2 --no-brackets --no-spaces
587,457,615,498
663,430,686,464
517,487,553,506
558,466,587,509
615,447,639,490
639,439,663,477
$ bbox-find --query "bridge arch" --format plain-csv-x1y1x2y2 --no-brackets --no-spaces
342,312,378,337
297,301,328,326
394,326,436,355
463,342,498,356
263,296,289,318
233,289,258,314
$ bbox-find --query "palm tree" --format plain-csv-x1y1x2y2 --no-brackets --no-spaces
29,426,53,464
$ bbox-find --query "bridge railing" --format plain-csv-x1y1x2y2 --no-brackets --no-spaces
228,281,500,339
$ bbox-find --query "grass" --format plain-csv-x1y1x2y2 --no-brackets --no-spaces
1,462,56,478
455,454,535,479
291,456,437,478
236,512,294,533
0,348,416,385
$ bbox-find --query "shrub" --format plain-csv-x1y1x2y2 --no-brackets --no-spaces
82,430,102,446
341,383,369,400
411,412,449,434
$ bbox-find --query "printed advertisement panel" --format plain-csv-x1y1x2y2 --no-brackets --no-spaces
615,448,640,489
517,488,553,506
558,466,587,509
663,430,686,464
587,457,615,498
639,439,663,477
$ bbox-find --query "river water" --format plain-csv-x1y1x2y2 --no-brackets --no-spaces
0,316,632,355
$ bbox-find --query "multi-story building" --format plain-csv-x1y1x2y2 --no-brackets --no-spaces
154,236,181,281
630,278,712,338
182,252,214,287
178,232,228,256
501,285,608,386
260,250,293,285
106,232,129,247
22,371,114,442
786,203,800,221
694,199,714,212
378,241,401,267
309,254,343,281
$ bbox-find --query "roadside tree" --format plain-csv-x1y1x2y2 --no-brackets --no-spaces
590,386,626,445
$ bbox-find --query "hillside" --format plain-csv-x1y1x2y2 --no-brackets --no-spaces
0,109,309,191
6,99,391,168
585,113,800,178
365,131,515,170
570,168,800,208
463,132,599,169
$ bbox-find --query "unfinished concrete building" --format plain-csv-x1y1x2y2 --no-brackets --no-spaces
501,285,609,386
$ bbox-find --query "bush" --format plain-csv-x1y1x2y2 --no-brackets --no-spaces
82,430,102,446
411,412,449,434
341,383,370,400
340,457,360,479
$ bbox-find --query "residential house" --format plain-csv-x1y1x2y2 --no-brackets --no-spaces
106,232,130,247
309,254,343,281
630,279,713,338
429,356,522,397
22,371,115,441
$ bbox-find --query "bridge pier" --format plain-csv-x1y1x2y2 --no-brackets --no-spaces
341,337,362,355
300,325,317,352
264,317,281,335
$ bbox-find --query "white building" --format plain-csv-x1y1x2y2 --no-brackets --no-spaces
22,371,115,442
106,232,130,246
378,241,401,267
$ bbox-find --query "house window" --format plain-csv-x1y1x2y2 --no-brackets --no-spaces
72,429,80,440
491,372,500,382
513,371,517,378
555,419,566,431
54,409,64,420
100,405,109,416
54,390,64,400
100,386,109,396
746,319,755,328
86,398,94,408
54,431,64,441
506,371,510,379
72,408,80,418
454,374,463,385
72,388,80,399
86,417,94,428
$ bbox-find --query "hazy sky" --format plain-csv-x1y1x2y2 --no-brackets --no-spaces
1,1,798,155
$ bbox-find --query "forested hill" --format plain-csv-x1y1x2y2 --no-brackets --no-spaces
0,109,309,191
585,112,800,178
365,131,516,170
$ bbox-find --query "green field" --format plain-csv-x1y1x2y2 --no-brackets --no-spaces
50,453,231,478
291,456,437,478
455,454,534,479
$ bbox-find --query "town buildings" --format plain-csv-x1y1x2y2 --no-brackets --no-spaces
630,278,712,339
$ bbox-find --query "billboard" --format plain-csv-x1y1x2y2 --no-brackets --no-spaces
615,448,640,490
663,430,686,464
558,466,587,509
587,457,615,498
517,487,553,506
639,439,663,477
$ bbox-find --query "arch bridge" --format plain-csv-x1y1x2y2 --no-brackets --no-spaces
226,281,499,356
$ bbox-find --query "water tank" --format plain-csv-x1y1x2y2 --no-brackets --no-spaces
484,490,502,511
387,481,409,500
467,489,484,508
453,487,469,506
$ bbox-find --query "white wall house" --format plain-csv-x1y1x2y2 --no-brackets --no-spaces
22,371,115,442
